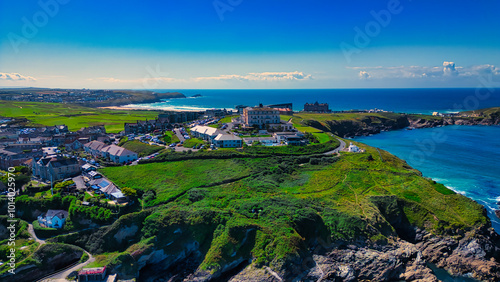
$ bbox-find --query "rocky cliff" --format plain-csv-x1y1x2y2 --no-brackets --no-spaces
304,114,500,138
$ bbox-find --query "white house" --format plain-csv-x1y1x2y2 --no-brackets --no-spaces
38,210,68,229
83,141,137,164
83,140,108,157
100,144,138,164
348,142,361,153
213,134,243,148
190,126,221,142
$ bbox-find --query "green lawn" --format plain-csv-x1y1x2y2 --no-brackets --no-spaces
183,138,206,148
100,159,256,206
312,132,331,143
0,101,161,133
163,131,180,144
219,115,237,123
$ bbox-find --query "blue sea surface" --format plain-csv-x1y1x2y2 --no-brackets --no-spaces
124,88,500,114
356,125,500,233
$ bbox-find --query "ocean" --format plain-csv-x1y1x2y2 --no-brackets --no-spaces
122,88,500,115
126,88,500,232
356,126,500,233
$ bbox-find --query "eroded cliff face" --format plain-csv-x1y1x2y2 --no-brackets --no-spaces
409,117,500,129
222,227,500,282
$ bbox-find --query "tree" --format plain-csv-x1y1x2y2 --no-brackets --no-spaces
121,187,137,197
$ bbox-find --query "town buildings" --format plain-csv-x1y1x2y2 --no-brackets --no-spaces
0,144,43,170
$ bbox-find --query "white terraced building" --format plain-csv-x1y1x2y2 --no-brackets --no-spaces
190,125,221,142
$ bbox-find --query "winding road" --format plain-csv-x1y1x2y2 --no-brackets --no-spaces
27,224,95,282
324,137,346,155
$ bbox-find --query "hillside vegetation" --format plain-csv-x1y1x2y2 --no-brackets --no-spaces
68,142,490,279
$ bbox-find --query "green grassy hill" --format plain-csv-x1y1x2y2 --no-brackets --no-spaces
75,142,490,278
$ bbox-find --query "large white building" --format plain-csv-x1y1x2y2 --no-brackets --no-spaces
213,134,243,148
242,105,280,129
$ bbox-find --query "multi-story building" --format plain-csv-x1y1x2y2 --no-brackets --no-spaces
242,104,281,129
32,156,80,181
304,102,330,113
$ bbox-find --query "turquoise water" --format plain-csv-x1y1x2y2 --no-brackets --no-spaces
356,125,500,233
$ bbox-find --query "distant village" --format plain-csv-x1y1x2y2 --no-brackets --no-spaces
0,89,132,104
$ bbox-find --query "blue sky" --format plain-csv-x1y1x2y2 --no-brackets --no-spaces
1,0,499,89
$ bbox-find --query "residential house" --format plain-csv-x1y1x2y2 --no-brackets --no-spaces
83,140,108,157
37,210,68,229
83,141,137,164
100,144,138,164
213,134,243,148
32,156,80,182
348,142,361,153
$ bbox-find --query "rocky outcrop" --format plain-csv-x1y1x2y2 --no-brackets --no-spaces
417,227,500,281
306,115,410,138
408,117,500,129
214,226,500,282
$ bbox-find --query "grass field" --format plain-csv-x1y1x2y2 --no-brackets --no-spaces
0,101,161,133
312,132,331,143
101,159,257,206
95,144,487,273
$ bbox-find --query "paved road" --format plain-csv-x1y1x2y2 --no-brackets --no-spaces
324,137,346,155
38,250,94,282
174,128,186,142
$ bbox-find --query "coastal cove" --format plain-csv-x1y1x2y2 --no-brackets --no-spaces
355,125,500,233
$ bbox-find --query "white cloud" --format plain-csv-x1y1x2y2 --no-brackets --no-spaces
359,71,370,79
0,72,36,81
194,71,313,82
349,62,500,81
443,61,458,76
